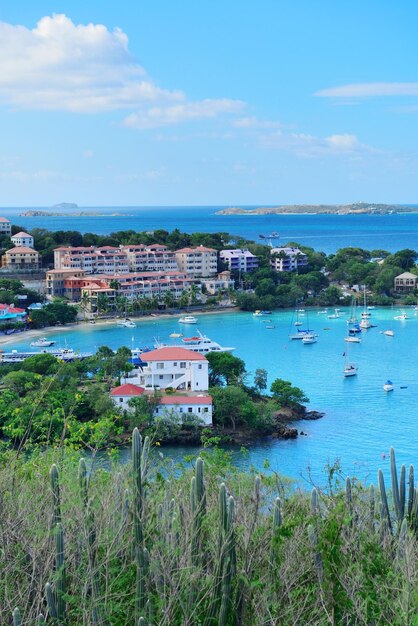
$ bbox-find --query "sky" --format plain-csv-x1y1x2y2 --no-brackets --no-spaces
0,1,418,206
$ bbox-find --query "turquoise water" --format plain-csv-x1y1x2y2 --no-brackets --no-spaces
8,308,418,486
3,205,418,253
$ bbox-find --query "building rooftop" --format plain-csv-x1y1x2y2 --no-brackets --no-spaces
12,231,32,238
159,395,212,405
6,246,38,254
395,272,417,279
176,246,217,253
111,383,145,397
0,304,25,313
0,217,11,223
141,347,207,361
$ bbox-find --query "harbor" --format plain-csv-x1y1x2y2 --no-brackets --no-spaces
3,306,418,485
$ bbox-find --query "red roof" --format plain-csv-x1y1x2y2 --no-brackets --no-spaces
141,347,207,361
6,246,38,254
0,304,25,313
159,395,212,405
111,383,145,397
12,231,32,238
0,217,10,222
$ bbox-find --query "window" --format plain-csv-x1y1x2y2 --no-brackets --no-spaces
179,407,183,413
159,375,163,380
157,362,164,370
198,407,201,413
119,398,123,403
180,362,186,368
198,364,202,369
155,407,159,413
203,407,208,413
173,362,177,366
188,407,193,413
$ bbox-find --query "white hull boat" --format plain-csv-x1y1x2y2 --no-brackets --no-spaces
156,330,234,354
344,364,358,377
117,319,136,328
179,316,198,324
384,330,394,337
302,333,317,344
383,380,394,392
345,336,361,343
30,337,55,347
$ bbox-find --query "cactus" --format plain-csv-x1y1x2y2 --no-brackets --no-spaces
45,582,58,621
12,608,21,626
270,496,282,565
78,458,106,625
54,522,66,621
307,524,323,583
369,484,375,530
378,469,392,535
191,457,206,564
399,464,406,522
132,428,149,617
37,615,46,625
310,487,319,517
218,495,236,626
397,518,408,562
50,464,61,528
407,465,415,519
138,618,147,626
390,448,403,524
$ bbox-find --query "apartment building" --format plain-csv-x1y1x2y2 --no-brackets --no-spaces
11,232,34,248
220,248,259,273
46,269,86,297
270,246,308,272
2,246,40,270
175,246,218,277
0,218,11,236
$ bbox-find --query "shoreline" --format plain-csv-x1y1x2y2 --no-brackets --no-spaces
0,306,240,348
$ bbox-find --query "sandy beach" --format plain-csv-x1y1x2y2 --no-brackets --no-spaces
0,306,239,349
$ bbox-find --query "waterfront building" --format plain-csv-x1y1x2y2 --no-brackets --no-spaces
0,218,11,236
0,303,27,321
175,246,218,277
220,248,259,272
125,347,209,392
201,271,235,295
122,244,178,272
270,246,308,272
2,246,40,270
153,395,213,425
46,269,85,297
11,232,34,248
393,271,418,292
111,383,146,410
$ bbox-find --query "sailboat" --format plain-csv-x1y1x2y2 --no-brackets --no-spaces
361,286,371,319
301,310,317,344
383,380,394,392
343,349,358,377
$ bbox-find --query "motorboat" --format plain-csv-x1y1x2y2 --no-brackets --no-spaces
360,319,371,329
253,310,263,317
260,310,272,315
394,313,407,321
383,380,394,392
328,309,341,319
169,332,183,338
156,330,234,353
383,330,394,337
179,315,198,324
302,332,317,344
345,336,361,343
117,318,136,328
30,337,55,347
265,324,275,329
0,347,92,364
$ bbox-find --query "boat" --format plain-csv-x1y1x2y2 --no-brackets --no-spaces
178,315,198,324
328,309,341,319
346,297,359,325
30,337,55,347
89,320,96,325
117,318,136,328
383,380,394,392
345,336,361,343
318,309,328,314
155,330,234,354
169,332,183,338
394,312,407,320
384,330,394,337
343,344,358,377
260,310,272,315
302,332,317,344
0,347,92,364
253,310,263,317
265,324,275,329
360,318,371,329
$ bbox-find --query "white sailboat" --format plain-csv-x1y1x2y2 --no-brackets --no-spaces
343,339,358,377
361,286,371,319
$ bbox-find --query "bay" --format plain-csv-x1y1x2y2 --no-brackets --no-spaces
9,307,418,487
3,205,418,253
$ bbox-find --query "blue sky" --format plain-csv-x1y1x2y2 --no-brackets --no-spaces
0,1,418,206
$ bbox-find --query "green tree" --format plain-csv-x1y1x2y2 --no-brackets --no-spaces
206,352,246,386
254,368,268,392
270,378,308,408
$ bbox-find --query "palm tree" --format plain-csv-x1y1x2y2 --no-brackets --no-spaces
163,290,175,309
178,290,189,309
79,291,91,318
188,283,200,305
96,293,110,316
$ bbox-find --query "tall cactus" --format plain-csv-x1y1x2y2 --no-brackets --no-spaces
271,496,282,565
369,484,375,530
79,458,106,625
50,464,61,528
45,582,58,622
378,469,392,535
37,615,46,625
390,447,405,524
132,428,149,617
407,465,415,519
54,522,66,622
218,495,236,626
310,487,319,517
191,457,206,564
308,524,323,583
397,518,408,562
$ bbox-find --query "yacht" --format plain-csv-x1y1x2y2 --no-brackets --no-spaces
253,310,263,317
394,312,407,321
155,330,234,354
345,336,361,343
383,380,394,392
179,315,198,324
30,337,55,347
0,347,92,364
360,318,371,330
383,330,394,337
344,363,358,377
117,318,136,328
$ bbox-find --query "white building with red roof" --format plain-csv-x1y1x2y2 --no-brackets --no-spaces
11,232,34,248
125,346,209,392
154,395,213,425
110,383,145,410
175,245,218,278
0,303,27,321
2,246,40,270
0,217,11,236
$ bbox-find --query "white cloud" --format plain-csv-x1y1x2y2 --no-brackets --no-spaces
260,130,372,158
123,99,245,129
0,13,243,123
315,82,418,98
232,116,282,129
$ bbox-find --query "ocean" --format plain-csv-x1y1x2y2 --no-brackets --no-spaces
3,205,418,253
8,307,418,488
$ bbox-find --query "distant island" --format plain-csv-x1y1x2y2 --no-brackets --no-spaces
20,210,125,217
51,202,78,209
215,202,417,215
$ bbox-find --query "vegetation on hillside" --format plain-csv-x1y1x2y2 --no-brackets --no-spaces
1,435,417,624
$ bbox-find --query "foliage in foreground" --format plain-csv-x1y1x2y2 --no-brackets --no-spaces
1,437,418,625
